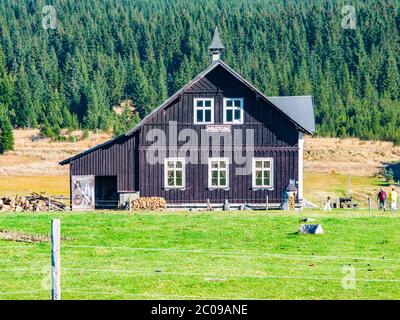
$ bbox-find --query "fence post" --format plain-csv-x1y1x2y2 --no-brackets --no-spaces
347,175,351,198
48,196,51,212
266,195,269,211
368,197,371,212
51,219,61,300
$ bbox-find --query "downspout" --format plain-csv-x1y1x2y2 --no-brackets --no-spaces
298,132,305,204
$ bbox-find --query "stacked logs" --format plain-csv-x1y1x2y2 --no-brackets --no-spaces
0,193,67,212
131,197,166,211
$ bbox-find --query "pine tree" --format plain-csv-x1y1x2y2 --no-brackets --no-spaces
0,114,14,153
14,65,36,128
156,53,169,102
84,72,112,130
383,53,399,100
126,54,152,117
0,46,14,113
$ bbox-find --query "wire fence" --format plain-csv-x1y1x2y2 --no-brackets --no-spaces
5,190,397,212
1,214,400,299
1,240,400,297
21,195,396,212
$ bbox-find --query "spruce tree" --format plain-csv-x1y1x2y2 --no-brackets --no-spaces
383,53,400,100
0,115,14,153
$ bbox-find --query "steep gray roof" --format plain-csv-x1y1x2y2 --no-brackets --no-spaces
268,96,316,134
209,27,225,50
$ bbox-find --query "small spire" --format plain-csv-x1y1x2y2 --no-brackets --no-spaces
209,26,224,61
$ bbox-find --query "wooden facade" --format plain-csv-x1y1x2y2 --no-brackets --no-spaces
61,60,314,209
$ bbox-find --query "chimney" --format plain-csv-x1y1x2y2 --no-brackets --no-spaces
209,26,225,62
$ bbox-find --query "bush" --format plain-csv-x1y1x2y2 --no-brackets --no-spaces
39,122,54,139
82,129,89,140
384,167,394,182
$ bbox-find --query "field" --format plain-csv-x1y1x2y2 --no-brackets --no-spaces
1,210,400,300
0,129,111,197
1,130,400,204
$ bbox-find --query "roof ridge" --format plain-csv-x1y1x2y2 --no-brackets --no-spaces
269,95,313,98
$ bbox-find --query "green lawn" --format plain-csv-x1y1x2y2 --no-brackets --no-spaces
0,210,400,300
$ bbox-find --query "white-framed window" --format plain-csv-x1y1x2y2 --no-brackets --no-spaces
164,158,185,189
208,158,229,189
252,158,273,189
223,98,244,124
194,98,214,124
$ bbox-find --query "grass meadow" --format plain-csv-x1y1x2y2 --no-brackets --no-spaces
0,210,399,300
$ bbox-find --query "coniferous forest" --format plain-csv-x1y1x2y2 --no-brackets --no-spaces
0,0,399,142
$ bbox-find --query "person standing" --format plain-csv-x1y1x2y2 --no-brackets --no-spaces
389,188,398,211
324,196,332,212
377,188,387,211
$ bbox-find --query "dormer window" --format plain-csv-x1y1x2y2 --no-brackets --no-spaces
223,98,243,124
194,98,214,124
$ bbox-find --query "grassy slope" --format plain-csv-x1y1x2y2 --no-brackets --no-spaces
0,210,399,300
304,172,388,207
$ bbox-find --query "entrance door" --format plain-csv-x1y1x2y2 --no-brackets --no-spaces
95,176,118,209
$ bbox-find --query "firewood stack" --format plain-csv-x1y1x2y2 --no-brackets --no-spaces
131,197,166,211
0,192,67,212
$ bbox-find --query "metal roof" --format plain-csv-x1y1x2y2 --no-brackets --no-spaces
209,27,225,50
268,96,316,134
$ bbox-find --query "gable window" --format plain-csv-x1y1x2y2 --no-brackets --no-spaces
208,158,229,189
223,98,243,124
164,158,185,189
252,158,273,189
194,98,214,124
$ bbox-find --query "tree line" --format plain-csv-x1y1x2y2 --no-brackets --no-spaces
0,0,399,150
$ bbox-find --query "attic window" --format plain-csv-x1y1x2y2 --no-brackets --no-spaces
194,98,214,124
223,98,243,124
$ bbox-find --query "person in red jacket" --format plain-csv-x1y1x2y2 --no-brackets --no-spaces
377,188,387,211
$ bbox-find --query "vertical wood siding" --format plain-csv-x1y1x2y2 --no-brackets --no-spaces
70,134,139,192
69,64,301,204
139,148,298,203
138,64,300,203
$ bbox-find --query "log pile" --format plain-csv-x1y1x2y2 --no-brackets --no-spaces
131,197,166,211
0,193,67,212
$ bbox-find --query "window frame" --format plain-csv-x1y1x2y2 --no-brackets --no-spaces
223,97,244,124
208,157,229,189
164,158,186,190
252,157,274,189
193,97,214,124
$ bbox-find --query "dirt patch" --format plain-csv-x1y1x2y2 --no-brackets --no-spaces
0,229,73,243
304,137,400,176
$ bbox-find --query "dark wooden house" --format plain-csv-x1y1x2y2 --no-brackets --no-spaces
60,28,315,210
